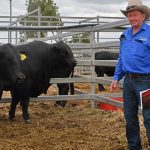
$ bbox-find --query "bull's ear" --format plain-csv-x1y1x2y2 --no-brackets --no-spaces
50,46,65,56
52,46,68,57
50,42,68,56
0,44,13,56
1,43,13,51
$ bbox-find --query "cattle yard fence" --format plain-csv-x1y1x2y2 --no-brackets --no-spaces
0,9,143,110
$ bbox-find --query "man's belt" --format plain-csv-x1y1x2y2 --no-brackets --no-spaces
126,73,150,78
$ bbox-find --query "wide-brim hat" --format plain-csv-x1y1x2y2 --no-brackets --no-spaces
121,0,150,20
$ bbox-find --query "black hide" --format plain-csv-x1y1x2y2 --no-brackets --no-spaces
6,41,76,122
95,51,118,91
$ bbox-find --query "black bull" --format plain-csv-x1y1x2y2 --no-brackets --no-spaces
95,51,119,91
0,41,77,123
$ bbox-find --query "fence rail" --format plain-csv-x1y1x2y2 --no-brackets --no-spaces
0,12,130,109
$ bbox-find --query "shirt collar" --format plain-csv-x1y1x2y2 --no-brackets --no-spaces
121,22,148,40
130,22,147,33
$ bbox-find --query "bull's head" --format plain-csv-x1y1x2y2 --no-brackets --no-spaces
0,44,25,88
48,41,77,96
52,41,77,67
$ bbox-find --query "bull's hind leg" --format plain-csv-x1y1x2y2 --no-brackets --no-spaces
21,98,30,123
9,98,20,121
97,74,106,91
98,83,106,91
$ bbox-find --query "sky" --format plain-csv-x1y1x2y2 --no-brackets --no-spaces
0,0,150,43
0,0,149,17
0,0,127,17
55,0,127,17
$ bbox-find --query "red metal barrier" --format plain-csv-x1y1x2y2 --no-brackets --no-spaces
99,97,123,111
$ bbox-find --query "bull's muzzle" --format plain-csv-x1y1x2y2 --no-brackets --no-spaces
16,73,25,84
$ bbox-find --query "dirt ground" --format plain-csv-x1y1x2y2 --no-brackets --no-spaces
0,84,148,150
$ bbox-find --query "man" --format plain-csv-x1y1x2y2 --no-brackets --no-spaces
110,0,150,149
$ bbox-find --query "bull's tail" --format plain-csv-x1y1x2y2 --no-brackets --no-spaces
70,69,75,95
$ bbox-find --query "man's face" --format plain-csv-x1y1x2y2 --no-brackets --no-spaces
127,10,145,28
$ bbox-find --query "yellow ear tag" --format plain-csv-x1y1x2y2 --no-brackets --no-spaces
20,54,27,61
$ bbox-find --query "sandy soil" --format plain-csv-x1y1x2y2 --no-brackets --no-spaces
0,84,148,150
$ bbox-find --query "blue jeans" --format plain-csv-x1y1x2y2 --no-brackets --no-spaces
123,76,150,150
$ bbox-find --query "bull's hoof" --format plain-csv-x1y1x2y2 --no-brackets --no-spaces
24,119,31,124
54,104,63,109
60,104,66,108
60,101,67,108
54,103,66,108
54,103,59,107
55,101,67,108
99,89,106,92
99,88,106,91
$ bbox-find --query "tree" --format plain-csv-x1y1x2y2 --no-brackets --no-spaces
20,0,61,39
69,32,90,43
81,32,90,43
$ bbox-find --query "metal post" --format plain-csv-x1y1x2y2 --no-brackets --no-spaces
24,18,27,41
57,31,62,41
9,0,12,43
15,21,17,44
8,30,10,43
90,30,96,108
97,16,100,43
37,7,41,39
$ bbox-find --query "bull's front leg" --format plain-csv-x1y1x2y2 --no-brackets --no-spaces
20,98,30,123
9,97,20,121
98,83,106,91
96,73,106,91
55,83,69,107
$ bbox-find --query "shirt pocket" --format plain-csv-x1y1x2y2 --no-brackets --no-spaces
134,38,150,57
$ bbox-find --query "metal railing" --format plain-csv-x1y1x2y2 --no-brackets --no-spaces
0,10,130,109
0,7,126,44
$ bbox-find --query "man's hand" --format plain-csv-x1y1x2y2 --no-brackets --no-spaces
110,80,118,92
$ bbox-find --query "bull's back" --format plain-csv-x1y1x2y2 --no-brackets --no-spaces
95,51,118,76
95,51,118,60
16,41,49,59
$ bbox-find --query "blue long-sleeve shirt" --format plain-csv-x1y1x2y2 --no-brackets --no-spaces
114,22,150,81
